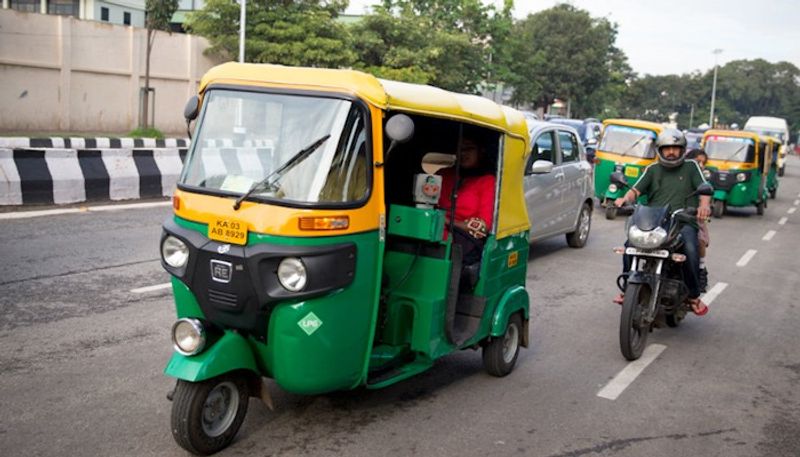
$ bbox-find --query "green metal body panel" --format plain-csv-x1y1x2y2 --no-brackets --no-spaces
387,204,446,242
167,217,383,395
490,285,529,337
708,167,764,208
713,189,728,201
171,276,205,318
767,165,779,194
164,331,259,381
594,159,648,203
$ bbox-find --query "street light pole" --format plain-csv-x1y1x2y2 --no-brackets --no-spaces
709,48,722,127
238,0,246,63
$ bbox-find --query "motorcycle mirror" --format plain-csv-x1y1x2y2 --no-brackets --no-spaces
610,171,628,187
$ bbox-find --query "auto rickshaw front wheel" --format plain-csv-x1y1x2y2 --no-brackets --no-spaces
171,373,250,455
712,200,725,218
482,313,522,377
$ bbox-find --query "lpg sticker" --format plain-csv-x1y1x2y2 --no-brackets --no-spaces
298,312,323,336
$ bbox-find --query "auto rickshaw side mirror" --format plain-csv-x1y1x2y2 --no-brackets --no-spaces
696,182,714,196
385,114,414,144
530,159,553,174
184,95,200,121
610,171,628,187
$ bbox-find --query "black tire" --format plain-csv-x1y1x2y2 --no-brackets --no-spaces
483,313,522,377
756,200,765,215
712,200,724,218
778,166,785,177
171,373,250,455
566,203,592,248
665,312,682,328
605,205,617,221
769,187,777,199
619,284,651,361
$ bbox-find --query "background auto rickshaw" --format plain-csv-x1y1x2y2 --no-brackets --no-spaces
593,119,664,219
702,129,772,217
765,136,780,199
160,63,533,455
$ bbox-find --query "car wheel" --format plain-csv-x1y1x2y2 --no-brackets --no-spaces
566,203,592,248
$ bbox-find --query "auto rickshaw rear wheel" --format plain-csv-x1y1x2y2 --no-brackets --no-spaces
171,373,250,455
605,205,617,221
778,166,785,177
756,200,765,215
482,313,522,377
712,200,725,218
769,188,776,199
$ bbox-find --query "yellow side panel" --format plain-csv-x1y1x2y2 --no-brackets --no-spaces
496,135,531,239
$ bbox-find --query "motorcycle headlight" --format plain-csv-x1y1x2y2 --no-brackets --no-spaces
703,169,711,179
736,173,747,182
171,318,206,356
628,225,668,249
162,236,189,268
608,184,618,193
277,257,307,292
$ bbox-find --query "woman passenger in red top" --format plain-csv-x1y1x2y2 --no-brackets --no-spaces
438,137,496,242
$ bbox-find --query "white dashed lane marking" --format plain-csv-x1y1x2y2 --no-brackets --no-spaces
763,230,776,241
736,249,758,267
131,283,172,294
789,207,797,214
794,199,800,206
701,282,728,305
779,217,788,225
597,344,667,400
0,201,171,220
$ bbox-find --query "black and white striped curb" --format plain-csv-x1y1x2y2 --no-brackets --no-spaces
0,137,189,149
1,142,188,206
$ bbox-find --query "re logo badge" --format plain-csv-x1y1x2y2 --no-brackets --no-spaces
298,312,323,336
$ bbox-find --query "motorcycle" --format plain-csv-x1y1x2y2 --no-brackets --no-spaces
610,172,714,360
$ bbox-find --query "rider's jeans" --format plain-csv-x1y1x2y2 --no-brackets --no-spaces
622,224,702,299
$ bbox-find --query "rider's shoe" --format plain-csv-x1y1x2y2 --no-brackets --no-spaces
689,298,709,316
613,293,624,305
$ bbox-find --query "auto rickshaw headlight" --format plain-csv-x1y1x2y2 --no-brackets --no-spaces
277,257,307,292
608,184,618,193
703,169,711,179
162,236,189,268
736,173,747,182
171,318,206,356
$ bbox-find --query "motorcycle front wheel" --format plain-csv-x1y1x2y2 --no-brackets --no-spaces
619,283,651,361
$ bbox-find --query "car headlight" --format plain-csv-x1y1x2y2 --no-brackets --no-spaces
628,225,668,249
736,173,747,182
703,169,711,179
608,184,618,193
277,257,307,292
171,318,206,356
162,235,189,268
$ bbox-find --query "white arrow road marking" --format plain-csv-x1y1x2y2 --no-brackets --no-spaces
131,283,172,294
736,249,757,267
597,344,667,400
763,230,776,241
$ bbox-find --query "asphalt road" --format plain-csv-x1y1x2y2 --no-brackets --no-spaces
1,156,799,457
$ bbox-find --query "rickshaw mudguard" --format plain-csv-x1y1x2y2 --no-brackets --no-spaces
713,189,728,201
490,285,529,346
164,331,260,382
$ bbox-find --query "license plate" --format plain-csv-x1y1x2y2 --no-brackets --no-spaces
624,167,640,178
625,247,668,258
208,217,248,245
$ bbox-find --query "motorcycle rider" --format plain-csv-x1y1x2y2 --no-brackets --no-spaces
612,129,712,315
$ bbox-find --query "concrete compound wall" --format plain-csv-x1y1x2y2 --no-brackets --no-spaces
0,138,188,205
0,9,221,134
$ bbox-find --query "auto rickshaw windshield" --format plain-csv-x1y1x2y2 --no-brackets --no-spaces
598,125,657,158
705,136,756,163
181,89,369,205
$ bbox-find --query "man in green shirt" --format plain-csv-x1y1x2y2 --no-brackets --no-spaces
613,129,712,315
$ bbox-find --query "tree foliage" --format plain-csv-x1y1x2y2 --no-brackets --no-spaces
504,4,621,112
185,0,355,68
142,0,180,127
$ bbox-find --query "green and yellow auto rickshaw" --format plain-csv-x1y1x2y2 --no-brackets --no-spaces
160,63,533,454
764,136,780,199
703,129,772,217
594,119,665,219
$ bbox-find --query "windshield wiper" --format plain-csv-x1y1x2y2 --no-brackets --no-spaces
233,134,331,210
720,144,747,162
617,135,650,158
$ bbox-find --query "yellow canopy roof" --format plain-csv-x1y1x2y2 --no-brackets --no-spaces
603,119,665,132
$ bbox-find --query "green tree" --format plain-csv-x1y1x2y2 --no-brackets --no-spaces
186,0,355,68
143,0,180,128
505,4,620,113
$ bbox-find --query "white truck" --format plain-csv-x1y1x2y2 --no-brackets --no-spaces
744,116,790,176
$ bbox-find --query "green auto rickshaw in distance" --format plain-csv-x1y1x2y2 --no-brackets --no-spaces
702,129,773,217
160,63,533,454
764,136,780,199
593,119,664,220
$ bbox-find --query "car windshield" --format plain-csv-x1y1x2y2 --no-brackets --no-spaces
598,125,657,158
704,136,756,163
181,89,369,206
745,128,785,143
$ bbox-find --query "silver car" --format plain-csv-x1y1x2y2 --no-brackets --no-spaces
524,120,594,247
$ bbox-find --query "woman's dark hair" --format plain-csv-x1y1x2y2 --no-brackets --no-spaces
686,148,707,160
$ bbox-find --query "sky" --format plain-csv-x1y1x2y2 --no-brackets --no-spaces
345,0,800,76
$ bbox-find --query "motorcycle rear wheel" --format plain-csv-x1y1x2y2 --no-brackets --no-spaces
619,284,651,361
